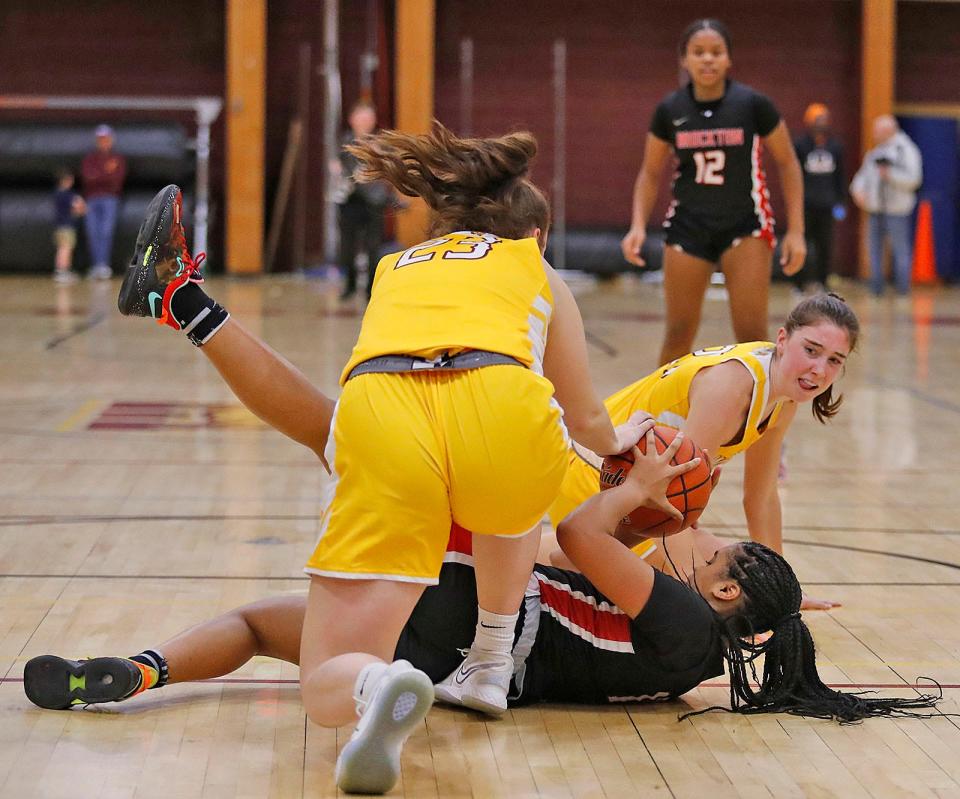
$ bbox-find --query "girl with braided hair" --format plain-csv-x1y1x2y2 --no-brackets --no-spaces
555,458,943,722
27,423,941,724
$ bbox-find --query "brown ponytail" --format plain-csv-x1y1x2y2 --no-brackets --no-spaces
345,121,550,248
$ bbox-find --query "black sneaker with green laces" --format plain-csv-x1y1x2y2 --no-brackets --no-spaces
23,655,146,710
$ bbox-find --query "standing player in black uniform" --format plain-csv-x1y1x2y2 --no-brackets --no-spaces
25,426,939,722
622,19,806,367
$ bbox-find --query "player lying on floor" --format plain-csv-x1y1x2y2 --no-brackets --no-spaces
24,425,939,722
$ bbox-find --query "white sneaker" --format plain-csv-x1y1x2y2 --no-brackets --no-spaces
88,264,113,280
53,270,79,285
434,648,514,716
335,660,434,795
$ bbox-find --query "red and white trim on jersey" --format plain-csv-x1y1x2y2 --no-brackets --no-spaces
750,134,776,247
663,197,679,228
443,523,475,567
533,573,634,654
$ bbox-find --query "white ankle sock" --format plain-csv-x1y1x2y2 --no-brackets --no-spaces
353,661,389,712
472,607,518,655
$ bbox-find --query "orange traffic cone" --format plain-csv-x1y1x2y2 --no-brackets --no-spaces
912,199,937,285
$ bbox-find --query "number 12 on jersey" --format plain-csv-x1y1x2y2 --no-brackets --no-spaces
693,149,725,185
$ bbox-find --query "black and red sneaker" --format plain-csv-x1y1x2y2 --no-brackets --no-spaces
118,184,206,330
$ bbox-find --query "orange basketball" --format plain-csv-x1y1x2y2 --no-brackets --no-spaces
599,426,712,538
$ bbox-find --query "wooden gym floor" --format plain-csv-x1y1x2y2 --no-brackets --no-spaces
2,273,960,798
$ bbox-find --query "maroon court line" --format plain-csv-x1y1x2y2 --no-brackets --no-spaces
2,677,958,689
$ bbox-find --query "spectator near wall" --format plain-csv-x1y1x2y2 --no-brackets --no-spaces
81,124,127,280
793,103,846,294
850,115,923,296
332,101,391,301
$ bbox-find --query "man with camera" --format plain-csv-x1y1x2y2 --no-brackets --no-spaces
851,115,923,296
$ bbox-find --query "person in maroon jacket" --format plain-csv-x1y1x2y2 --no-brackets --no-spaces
81,124,127,279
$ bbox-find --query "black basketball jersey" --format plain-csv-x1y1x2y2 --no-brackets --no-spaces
513,565,724,706
395,528,724,706
650,80,780,223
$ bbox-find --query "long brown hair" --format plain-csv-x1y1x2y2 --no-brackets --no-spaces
783,292,860,423
345,121,550,248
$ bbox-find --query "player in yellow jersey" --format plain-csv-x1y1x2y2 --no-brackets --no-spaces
115,124,660,795
547,293,859,609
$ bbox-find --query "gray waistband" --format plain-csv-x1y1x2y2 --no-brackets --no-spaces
346,350,524,380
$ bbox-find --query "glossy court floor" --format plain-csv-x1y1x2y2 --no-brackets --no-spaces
2,272,960,798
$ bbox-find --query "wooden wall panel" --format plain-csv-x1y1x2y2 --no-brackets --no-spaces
898,1,960,105
226,0,266,273
394,0,435,246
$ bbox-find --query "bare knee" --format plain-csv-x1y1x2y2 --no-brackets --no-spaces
302,686,352,728
299,653,379,728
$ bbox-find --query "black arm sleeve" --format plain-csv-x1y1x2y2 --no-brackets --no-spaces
649,101,674,143
753,92,781,137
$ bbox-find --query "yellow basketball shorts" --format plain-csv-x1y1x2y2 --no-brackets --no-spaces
305,365,570,583
547,448,657,559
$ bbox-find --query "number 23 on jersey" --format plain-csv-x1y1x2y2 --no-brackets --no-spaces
395,232,502,269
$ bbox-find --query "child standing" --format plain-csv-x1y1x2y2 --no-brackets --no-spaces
53,170,85,284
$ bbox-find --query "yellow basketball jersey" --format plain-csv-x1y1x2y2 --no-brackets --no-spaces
340,232,553,385
605,341,783,463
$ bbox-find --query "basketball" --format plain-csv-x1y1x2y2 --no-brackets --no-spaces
599,426,712,537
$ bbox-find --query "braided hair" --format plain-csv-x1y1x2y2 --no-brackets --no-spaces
684,542,942,722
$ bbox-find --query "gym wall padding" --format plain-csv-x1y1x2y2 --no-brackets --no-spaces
0,123,191,185
0,123,192,272
545,229,664,275
0,190,192,274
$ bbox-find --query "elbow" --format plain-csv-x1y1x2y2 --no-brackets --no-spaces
555,515,589,557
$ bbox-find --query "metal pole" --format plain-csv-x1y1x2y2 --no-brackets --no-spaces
193,98,223,258
459,37,473,136
0,95,220,112
360,0,380,101
322,0,342,265
552,39,567,270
